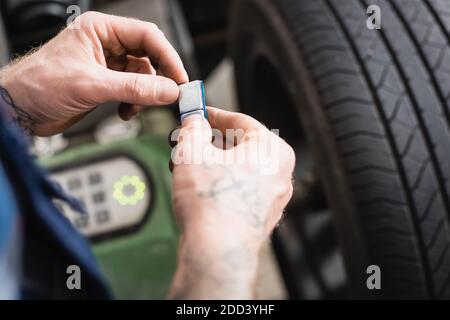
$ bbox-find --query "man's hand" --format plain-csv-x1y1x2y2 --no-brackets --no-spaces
0,12,188,136
168,107,295,299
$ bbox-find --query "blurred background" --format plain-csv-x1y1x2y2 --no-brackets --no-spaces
0,0,348,300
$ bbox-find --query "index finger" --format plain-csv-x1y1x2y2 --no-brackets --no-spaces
91,13,189,84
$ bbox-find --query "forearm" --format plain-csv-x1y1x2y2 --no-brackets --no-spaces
168,162,283,300
168,232,262,300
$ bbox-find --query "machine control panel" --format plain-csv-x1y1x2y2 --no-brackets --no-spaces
52,156,151,239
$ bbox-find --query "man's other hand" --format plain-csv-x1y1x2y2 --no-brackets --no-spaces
168,107,295,299
0,11,188,136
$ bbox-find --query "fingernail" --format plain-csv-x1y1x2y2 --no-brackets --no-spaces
158,78,179,104
181,114,203,126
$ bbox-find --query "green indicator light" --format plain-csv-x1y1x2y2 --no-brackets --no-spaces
112,175,146,206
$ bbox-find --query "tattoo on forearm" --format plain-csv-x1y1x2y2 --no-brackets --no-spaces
0,87,35,134
197,164,266,229
170,165,278,299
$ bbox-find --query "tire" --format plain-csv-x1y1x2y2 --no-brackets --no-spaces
230,0,450,299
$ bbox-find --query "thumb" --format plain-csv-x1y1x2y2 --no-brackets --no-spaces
174,115,212,166
99,69,179,106
179,114,212,148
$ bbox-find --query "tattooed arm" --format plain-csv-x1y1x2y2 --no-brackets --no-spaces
168,108,295,299
0,74,35,135
169,235,260,299
169,165,265,299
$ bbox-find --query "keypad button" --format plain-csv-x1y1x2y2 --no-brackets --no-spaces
67,178,82,190
96,210,110,224
92,192,105,204
89,173,102,185
74,215,89,229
